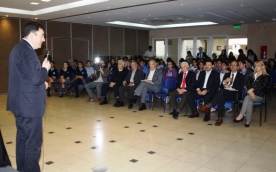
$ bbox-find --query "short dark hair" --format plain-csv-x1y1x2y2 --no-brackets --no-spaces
205,59,214,65
86,60,91,64
22,22,45,38
237,59,245,64
222,61,228,66
149,46,152,49
73,59,78,63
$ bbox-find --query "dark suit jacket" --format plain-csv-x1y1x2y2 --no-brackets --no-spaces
111,68,128,86
145,68,163,92
176,71,196,92
197,70,220,92
221,72,245,98
124,69,144,88
7,39,48,117
197,52,208,58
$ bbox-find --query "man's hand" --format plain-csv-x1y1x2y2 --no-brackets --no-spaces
128,83,134,87
197,89,202,95
123,81,127,86
177,89,186,94
45,81,48,89
224,78,232,83
249,92,256,99
109,82,116,87
224,84,230,88
42,58,50,71
201,90,208,95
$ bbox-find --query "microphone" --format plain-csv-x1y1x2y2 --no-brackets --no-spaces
45,50,51,61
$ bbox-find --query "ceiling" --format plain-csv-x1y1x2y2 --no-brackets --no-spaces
1,0,276,29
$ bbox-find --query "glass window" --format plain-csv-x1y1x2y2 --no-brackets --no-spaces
154,39,165,59
196,37,209,57
181,38,194,59
212,37,227,59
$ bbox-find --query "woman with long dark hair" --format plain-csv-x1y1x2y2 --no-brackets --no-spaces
59,61,72,97
163,60,177,79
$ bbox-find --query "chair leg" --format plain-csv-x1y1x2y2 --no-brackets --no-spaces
260,105,263,126
152,96,155,111
265,102,267,122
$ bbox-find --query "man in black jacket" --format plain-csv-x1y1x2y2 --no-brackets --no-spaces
117,61,144,109
199,61,245,126
169,61,196,119
187,60,220,121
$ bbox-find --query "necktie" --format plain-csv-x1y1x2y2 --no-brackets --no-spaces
181,72,187,89
229,74,234,86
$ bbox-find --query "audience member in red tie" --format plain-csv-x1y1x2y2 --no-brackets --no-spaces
169,61,196,119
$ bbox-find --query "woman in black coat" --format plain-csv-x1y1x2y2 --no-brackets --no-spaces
233,61,270,127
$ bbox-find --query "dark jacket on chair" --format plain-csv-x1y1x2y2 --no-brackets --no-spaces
196,70,220,92
246,74,270,97
176,71,196,93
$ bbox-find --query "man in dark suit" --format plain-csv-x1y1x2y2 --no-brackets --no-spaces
187,60,220,121
196,47,208,59
169,61,196,119
6,22,50,172
134,59,163,111
117,61,144,109
199,61,245,126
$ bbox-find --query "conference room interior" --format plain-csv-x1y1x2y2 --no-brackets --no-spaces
1,0,276,171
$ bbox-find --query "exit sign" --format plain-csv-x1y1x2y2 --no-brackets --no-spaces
233,24,241,29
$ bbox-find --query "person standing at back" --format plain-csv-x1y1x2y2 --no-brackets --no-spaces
6,22,50,172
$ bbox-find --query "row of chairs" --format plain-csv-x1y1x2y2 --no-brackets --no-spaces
149,77,267,126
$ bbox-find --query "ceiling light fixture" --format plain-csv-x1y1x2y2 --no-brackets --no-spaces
30,2,39,5
5,15,8,17
240,21,245,23
41,0,51,2
106,21,217,29
198,9,201,10
35,18,38,19
128,11,131,12
241,4,243,6
178,18,183,19
273,18,276,21
87,17,89,18
256,20,260,22
106,14,108,15
142,19,147,20
181,4,183,5
149,14,151,16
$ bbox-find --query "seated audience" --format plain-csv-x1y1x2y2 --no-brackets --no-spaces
238,60,253,84
124,60,131,70
99,60,128,106
85,60,109,102
169,62,196,119
163,60,177,79
59,61,72,98
46,61,58,97
138,59,149,77
197,47,208,58
118,61,144,109
160,59,166,69
190,58,199,73
245,59,254,70
198,61,245,126
70,61,87,98
70,59,78,74
233,61,270,127
228,52,236,61
85,60,95,82
237,49,246,61
196,61,205,80
215,59,222,73
134,59,162,111
187,60,220,121
211,53,217,60
247,49,258,62
186,51,193,65
218,49,227,61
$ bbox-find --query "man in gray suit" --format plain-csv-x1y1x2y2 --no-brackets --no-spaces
134,59,162,111
6,22,50,172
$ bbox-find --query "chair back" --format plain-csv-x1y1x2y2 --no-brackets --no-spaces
162,77,177,90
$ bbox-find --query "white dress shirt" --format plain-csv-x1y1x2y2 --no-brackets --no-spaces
203,70,212,89
147,68,156,80
144,50,156,57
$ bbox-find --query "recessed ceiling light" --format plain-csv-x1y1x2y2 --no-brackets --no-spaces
107,21,218,29
256,20,260,22
240,4,243,6
198,9,201,10
127,17,129,18
67,14,69,16
186,19,190,21
87,17,89,18
5,15,8,17
240,21,245,23
149,14,151,16
85,11,88,13
178,18,183,19
142,19,147,20
273,18,276,21
41,0,51,2
128,11,131,12
181,4,183,5
106,14,109,15
35,18,38,19
107,7,110,9
30,2,39,5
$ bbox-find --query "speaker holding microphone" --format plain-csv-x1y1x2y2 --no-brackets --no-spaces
45,50,52,61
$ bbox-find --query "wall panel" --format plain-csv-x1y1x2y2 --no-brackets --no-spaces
52,39,71,70
0,18,20,94
110,27,123,56
72,39,89,63
125,29,137,55
93,26,108,57
138,30,149,56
